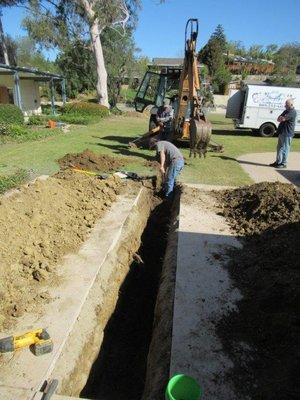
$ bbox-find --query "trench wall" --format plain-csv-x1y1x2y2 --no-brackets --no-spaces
142,191,180,400
49,187,153,397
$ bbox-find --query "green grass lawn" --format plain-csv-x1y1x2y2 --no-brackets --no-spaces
120,87,137,103
0,113,299,187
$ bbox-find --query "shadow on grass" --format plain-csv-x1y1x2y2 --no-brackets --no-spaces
211,154,270,167
211,120,233,125
212,128,254,136
96,142,154,161
101,135,135,145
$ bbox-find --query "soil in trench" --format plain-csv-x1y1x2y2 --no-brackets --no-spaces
214,182,300,400
80,197,172,400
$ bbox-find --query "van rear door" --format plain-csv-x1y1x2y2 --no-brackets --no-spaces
226,89,245,120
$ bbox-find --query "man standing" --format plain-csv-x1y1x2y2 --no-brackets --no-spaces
269,99,297,168
150,139,184,198
156,99,174,141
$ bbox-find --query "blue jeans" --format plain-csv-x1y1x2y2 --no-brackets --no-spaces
276,134,292,166
164,158,184,198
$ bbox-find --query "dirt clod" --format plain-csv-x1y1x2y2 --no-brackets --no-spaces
58,149,127,173
215,182,300,400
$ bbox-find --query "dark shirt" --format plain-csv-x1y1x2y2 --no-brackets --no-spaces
277,108,297,137
156,141,183,167
156,106,174,130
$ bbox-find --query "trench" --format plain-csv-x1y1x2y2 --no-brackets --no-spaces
78,196,174,400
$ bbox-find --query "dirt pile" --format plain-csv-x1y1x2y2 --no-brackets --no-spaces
216,181,299,235
58,149,127,173
0,171,123,330
215,182,300,400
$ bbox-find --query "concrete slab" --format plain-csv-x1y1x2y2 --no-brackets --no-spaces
238,152,300,185
0,188,144,400
170,187,246,400
185,183,235,191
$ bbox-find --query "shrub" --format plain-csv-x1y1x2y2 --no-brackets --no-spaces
0,122,11,135
0,104,24,125
28,115,48,125
58,114,91,125
9,124,29,137
0,122,28,137
110,107,123,115
62,102,109,118
41,104,63,115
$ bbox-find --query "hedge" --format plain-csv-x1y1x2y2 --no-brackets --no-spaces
58,114,91,124
27,115,49,125
0,122,29,137
0,104,24,125
62,102,109,118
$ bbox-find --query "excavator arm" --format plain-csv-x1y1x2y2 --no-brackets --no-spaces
132,18,223,154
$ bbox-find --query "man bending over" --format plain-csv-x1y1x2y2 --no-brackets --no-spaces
150,139,184,198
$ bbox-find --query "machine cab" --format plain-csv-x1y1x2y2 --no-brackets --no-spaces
134,68,181,112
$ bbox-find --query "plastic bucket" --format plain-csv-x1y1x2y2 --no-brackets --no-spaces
165,374,202,400
48,120,57,129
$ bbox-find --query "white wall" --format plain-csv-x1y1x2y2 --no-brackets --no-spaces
19,80,42,116
0,75,42,115
0,75,14,87
211,94,229,114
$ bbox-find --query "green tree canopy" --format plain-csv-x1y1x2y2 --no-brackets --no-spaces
198,24,227,76
198,24,231,94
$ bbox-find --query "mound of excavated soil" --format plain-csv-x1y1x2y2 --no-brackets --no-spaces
58,149,127,173
215,182,300,400
0,171,123,330
216,181,300,236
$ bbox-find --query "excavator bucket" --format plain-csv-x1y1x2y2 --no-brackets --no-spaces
189,118,212,158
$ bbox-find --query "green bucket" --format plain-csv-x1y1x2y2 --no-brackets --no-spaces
165,374,202,400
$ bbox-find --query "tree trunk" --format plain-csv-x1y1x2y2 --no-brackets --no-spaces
90,20,109,107
0,16,10,65
78,0,109,107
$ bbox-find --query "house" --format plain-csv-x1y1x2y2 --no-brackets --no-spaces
0,64,66,116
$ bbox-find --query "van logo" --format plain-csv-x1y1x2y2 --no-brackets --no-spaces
252,92,295,108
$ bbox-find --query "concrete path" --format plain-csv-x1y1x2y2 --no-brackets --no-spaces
238,152,300,185
170,187,246,400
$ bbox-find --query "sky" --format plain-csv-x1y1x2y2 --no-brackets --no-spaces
1,0,300,60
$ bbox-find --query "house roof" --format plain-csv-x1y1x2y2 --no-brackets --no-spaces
151,58,184,67
0,63,64,81
149,58,205,69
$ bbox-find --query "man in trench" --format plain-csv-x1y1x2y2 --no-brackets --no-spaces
269,99,297,168
150,138,184,198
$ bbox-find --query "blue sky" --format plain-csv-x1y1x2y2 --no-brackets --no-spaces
1,0,300,60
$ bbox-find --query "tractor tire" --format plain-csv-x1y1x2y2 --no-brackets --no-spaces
259,123,276,137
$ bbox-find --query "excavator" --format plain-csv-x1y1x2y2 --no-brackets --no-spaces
130,18,223,155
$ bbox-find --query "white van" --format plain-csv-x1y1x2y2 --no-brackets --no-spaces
226,84,300,137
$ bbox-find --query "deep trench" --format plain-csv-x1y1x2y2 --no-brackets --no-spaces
80,197,173,400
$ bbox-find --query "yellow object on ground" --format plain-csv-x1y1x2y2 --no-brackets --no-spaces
71,168,99,176
0,328,53,356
